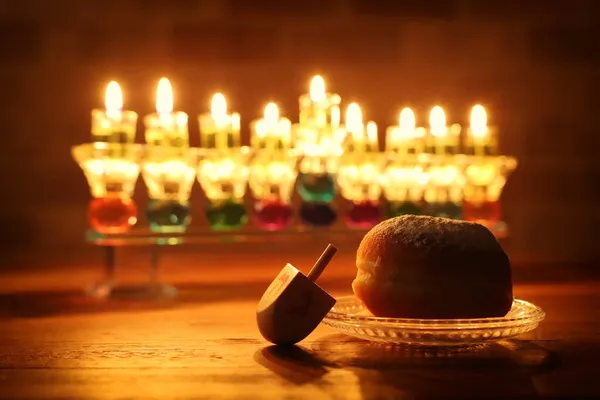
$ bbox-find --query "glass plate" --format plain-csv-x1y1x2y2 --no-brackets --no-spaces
322,296,545,347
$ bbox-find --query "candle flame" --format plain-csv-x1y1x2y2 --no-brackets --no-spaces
399,107,415,136
470,104,488,137
366,121,377,142
105,81,123,115
331,105,340,127
430,106,447,137
345,103,363,133
231,113,240,131
211,93,227,121
156,77,173,114
309,75,326,103
255,120,266,138
264,102,279,126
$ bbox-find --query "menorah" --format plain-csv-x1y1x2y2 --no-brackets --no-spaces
72,76,517,299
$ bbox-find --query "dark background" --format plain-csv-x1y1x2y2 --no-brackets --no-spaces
1,0,599,267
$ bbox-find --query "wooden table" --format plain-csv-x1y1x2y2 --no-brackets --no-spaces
1,249,599,399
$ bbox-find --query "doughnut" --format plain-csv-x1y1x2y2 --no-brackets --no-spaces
352,215,513,319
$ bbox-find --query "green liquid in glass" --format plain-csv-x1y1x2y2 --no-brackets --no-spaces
206,199,248,231
385,201,422,218
147,199,191,233
297,173,336,203
426,202,463,220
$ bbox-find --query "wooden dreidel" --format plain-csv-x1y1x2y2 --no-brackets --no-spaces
256,244,338,345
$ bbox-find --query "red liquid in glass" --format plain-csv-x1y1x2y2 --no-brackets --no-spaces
462,200,501,225
254,198,293,231
88,196,138,234
345,201,380,229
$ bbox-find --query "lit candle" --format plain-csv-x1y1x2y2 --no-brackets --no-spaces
310,75,326,103
91,81,138,144
198,93,241,150
429,106,447,156
105,81,123,119
298,75,341,129
345,102,364,153
264,102,279,131
428,106,460,155
157,78,174,118
144,77,189,148
251,102,292,152
385,108,413,154
211,93,227,124
366,121,379,153
385,107,427,155
399,107,416,139
468,104,497,156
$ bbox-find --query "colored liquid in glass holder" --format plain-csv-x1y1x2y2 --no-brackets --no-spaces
345,201,380,229
385,201,422,218
147,199,191,233
297,173,336,203
463,200,502,225
300,202,337,227
426,202,463,220
253,198,293,231
206,199,248,231
88,196,137,234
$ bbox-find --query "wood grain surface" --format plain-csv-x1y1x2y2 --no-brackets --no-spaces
1,252,599,399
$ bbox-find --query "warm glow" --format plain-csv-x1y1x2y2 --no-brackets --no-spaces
399,107,416,136
264,102,279,127
231,113,241,131
105,81,123,116
345,103,363,133
280,118,291,134
430,106,447,137
309,75,326,103
255,120,266,138
218,158,236,177
156,78,173,114
211,93,227,121
470,104,488,137
331,105,340,127
367,121,377,142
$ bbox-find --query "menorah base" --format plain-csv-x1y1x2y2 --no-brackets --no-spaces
87,281,178,300
84,222,508,300
87,245,178,300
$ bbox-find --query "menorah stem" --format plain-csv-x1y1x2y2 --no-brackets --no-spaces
149,245,160,285
105,245,116,285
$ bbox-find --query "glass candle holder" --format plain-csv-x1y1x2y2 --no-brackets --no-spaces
299,202,338,227
292,123,342,158
72,142,143,234
250,117,292,152
425,123,461,155
463,156,518,228
423,155,466,220
197,147,252,231
385,126,427,155
464,125,498,157
144,112,189,148
295,134,341,227
295,134,341,203
298,92,341,129
465,105,498,156
142,147,197,233
337,153,385,229
249,150,299,231
91,108,138,145
198,112,241,150
380,154,429,218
